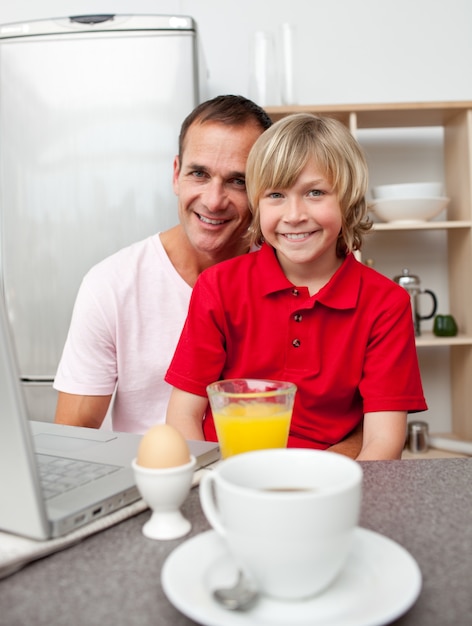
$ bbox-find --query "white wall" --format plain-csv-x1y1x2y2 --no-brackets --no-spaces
2,0,472,104
2,0,469,433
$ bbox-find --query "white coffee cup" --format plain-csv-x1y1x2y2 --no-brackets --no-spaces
199,448,362,600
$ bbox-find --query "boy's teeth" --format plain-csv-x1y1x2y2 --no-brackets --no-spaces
285,233,309,240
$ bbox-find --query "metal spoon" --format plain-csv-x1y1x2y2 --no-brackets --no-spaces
213,570,259,611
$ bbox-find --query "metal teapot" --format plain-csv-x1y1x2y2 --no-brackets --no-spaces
393,268,438,336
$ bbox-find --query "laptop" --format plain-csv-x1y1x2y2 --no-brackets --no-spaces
0,295,220,540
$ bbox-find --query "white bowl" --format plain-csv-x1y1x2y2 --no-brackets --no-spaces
372,182,443,200
370,197,450,223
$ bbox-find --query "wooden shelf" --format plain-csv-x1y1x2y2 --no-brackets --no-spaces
265,101,472,128
402,432,472,458
415,332,472,348
402,447,469,459
370,220,472,231
267,102,472,440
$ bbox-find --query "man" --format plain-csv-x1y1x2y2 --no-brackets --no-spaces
54,94,363,458
54,95,272,433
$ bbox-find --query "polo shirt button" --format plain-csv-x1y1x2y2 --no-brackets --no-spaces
292,289,299,296
292,338,301,348
294,314,302,322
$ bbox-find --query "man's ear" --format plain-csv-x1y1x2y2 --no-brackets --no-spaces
172,155,180,194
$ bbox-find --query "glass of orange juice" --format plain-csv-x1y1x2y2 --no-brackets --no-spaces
206,379,297,459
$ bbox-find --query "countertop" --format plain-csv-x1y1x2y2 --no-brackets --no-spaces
1,458,471,625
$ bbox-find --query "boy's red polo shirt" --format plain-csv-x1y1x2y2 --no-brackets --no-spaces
165,244,427,449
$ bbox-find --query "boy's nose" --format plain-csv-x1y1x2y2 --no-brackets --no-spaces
284,197,307,222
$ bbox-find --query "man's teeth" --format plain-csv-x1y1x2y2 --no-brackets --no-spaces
284,232,310,240
199,214,227,225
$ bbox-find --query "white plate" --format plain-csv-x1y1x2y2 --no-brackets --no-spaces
370,196,450,223
161,528,422,626
372,182,443,200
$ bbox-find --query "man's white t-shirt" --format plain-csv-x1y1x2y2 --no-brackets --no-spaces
54,234,192,433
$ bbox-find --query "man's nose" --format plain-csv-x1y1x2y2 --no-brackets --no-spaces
201,179,229,212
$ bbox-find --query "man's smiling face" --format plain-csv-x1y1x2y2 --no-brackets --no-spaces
173,120,263,259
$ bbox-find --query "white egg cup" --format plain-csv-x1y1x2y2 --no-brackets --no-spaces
132,456,196,540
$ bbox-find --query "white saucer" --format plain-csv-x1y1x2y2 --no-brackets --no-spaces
161,528,422,626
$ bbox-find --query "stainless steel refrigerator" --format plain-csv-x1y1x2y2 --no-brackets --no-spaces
0,14,206,420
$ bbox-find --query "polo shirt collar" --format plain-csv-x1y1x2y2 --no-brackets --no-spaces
257,243,361,310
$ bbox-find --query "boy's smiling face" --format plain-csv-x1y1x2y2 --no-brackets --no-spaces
258,158,343,288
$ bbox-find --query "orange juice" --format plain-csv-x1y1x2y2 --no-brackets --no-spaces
213,402,292,458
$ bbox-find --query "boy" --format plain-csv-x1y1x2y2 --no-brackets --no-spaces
165,114,427,460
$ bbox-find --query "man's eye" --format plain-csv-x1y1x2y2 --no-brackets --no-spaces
192,170,205,178
232,178,246,188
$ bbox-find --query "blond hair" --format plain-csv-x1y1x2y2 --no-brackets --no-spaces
246,113,372,255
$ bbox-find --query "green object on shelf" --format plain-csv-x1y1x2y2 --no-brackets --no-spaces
433,314,458,337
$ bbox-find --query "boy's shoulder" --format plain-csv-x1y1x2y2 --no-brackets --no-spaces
203,247,262,277
357,258,410,302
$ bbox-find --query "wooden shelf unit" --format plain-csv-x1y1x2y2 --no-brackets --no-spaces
265,102,472,440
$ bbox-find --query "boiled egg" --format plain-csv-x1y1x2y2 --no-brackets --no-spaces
136,424,190,469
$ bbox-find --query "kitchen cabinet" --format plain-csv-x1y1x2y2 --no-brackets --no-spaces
265,102,472,442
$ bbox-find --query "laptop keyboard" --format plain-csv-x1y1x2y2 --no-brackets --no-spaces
36,454,120,500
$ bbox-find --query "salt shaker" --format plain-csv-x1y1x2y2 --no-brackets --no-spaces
407,421,429,453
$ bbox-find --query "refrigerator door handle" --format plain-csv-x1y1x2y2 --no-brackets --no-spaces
69,15,115,25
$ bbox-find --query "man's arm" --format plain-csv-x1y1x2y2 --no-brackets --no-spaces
54,391,112,429
166,388,208,440
327,420,364,459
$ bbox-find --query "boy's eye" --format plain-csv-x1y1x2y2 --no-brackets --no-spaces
268,191,283,199
308,189,323,197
